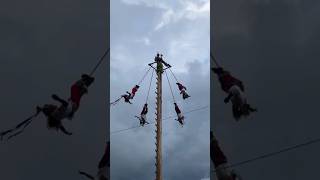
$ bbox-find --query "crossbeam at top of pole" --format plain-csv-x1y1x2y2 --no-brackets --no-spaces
148,55,172,72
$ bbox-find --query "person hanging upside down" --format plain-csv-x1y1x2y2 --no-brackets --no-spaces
110,92,133,105
176,82,190,100
36,94,73,135
121,93,132,104
135,103,149,126
224,85,257,120
212,67,244,93
0,94,74,140
127,85,139,99
212,67,257,120
70,74,95,113
211,131,242,180
174,103,184,126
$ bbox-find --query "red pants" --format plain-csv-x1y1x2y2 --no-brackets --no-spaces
70,84,81,108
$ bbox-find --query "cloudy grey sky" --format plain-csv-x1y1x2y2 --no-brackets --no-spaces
0,0,108,179
110,0,210,179
211,0,320,179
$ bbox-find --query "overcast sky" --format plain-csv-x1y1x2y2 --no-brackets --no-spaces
0,0,108,179
211,0,320,179
3,0,318,179
110,0,210,180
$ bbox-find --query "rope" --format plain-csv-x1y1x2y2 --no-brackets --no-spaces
212,136,320,173
110,66,152,106
169,68,179,83
146,69,154,103
137,66,152,86
111,105,208,134
0,111,40,141
110,97,122,106
210,52,220,68
165,70,176,103
89,48,110,76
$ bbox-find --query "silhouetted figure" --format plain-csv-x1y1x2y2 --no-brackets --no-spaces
212,67,244,93
0,74,94,140
176,82,190,100
37,94,73,135
0,94,74,140
211,131,242,180
155,53,170,72
70,74,95,113
174,103,184,126
212,67,257,120
155,53,162,62
155,53,164,73
135,103,149,126
152,53,171,74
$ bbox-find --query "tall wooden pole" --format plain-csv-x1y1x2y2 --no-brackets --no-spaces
155,60,163,180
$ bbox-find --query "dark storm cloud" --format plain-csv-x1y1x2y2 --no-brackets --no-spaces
0,0,108,179
211,0,320,179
